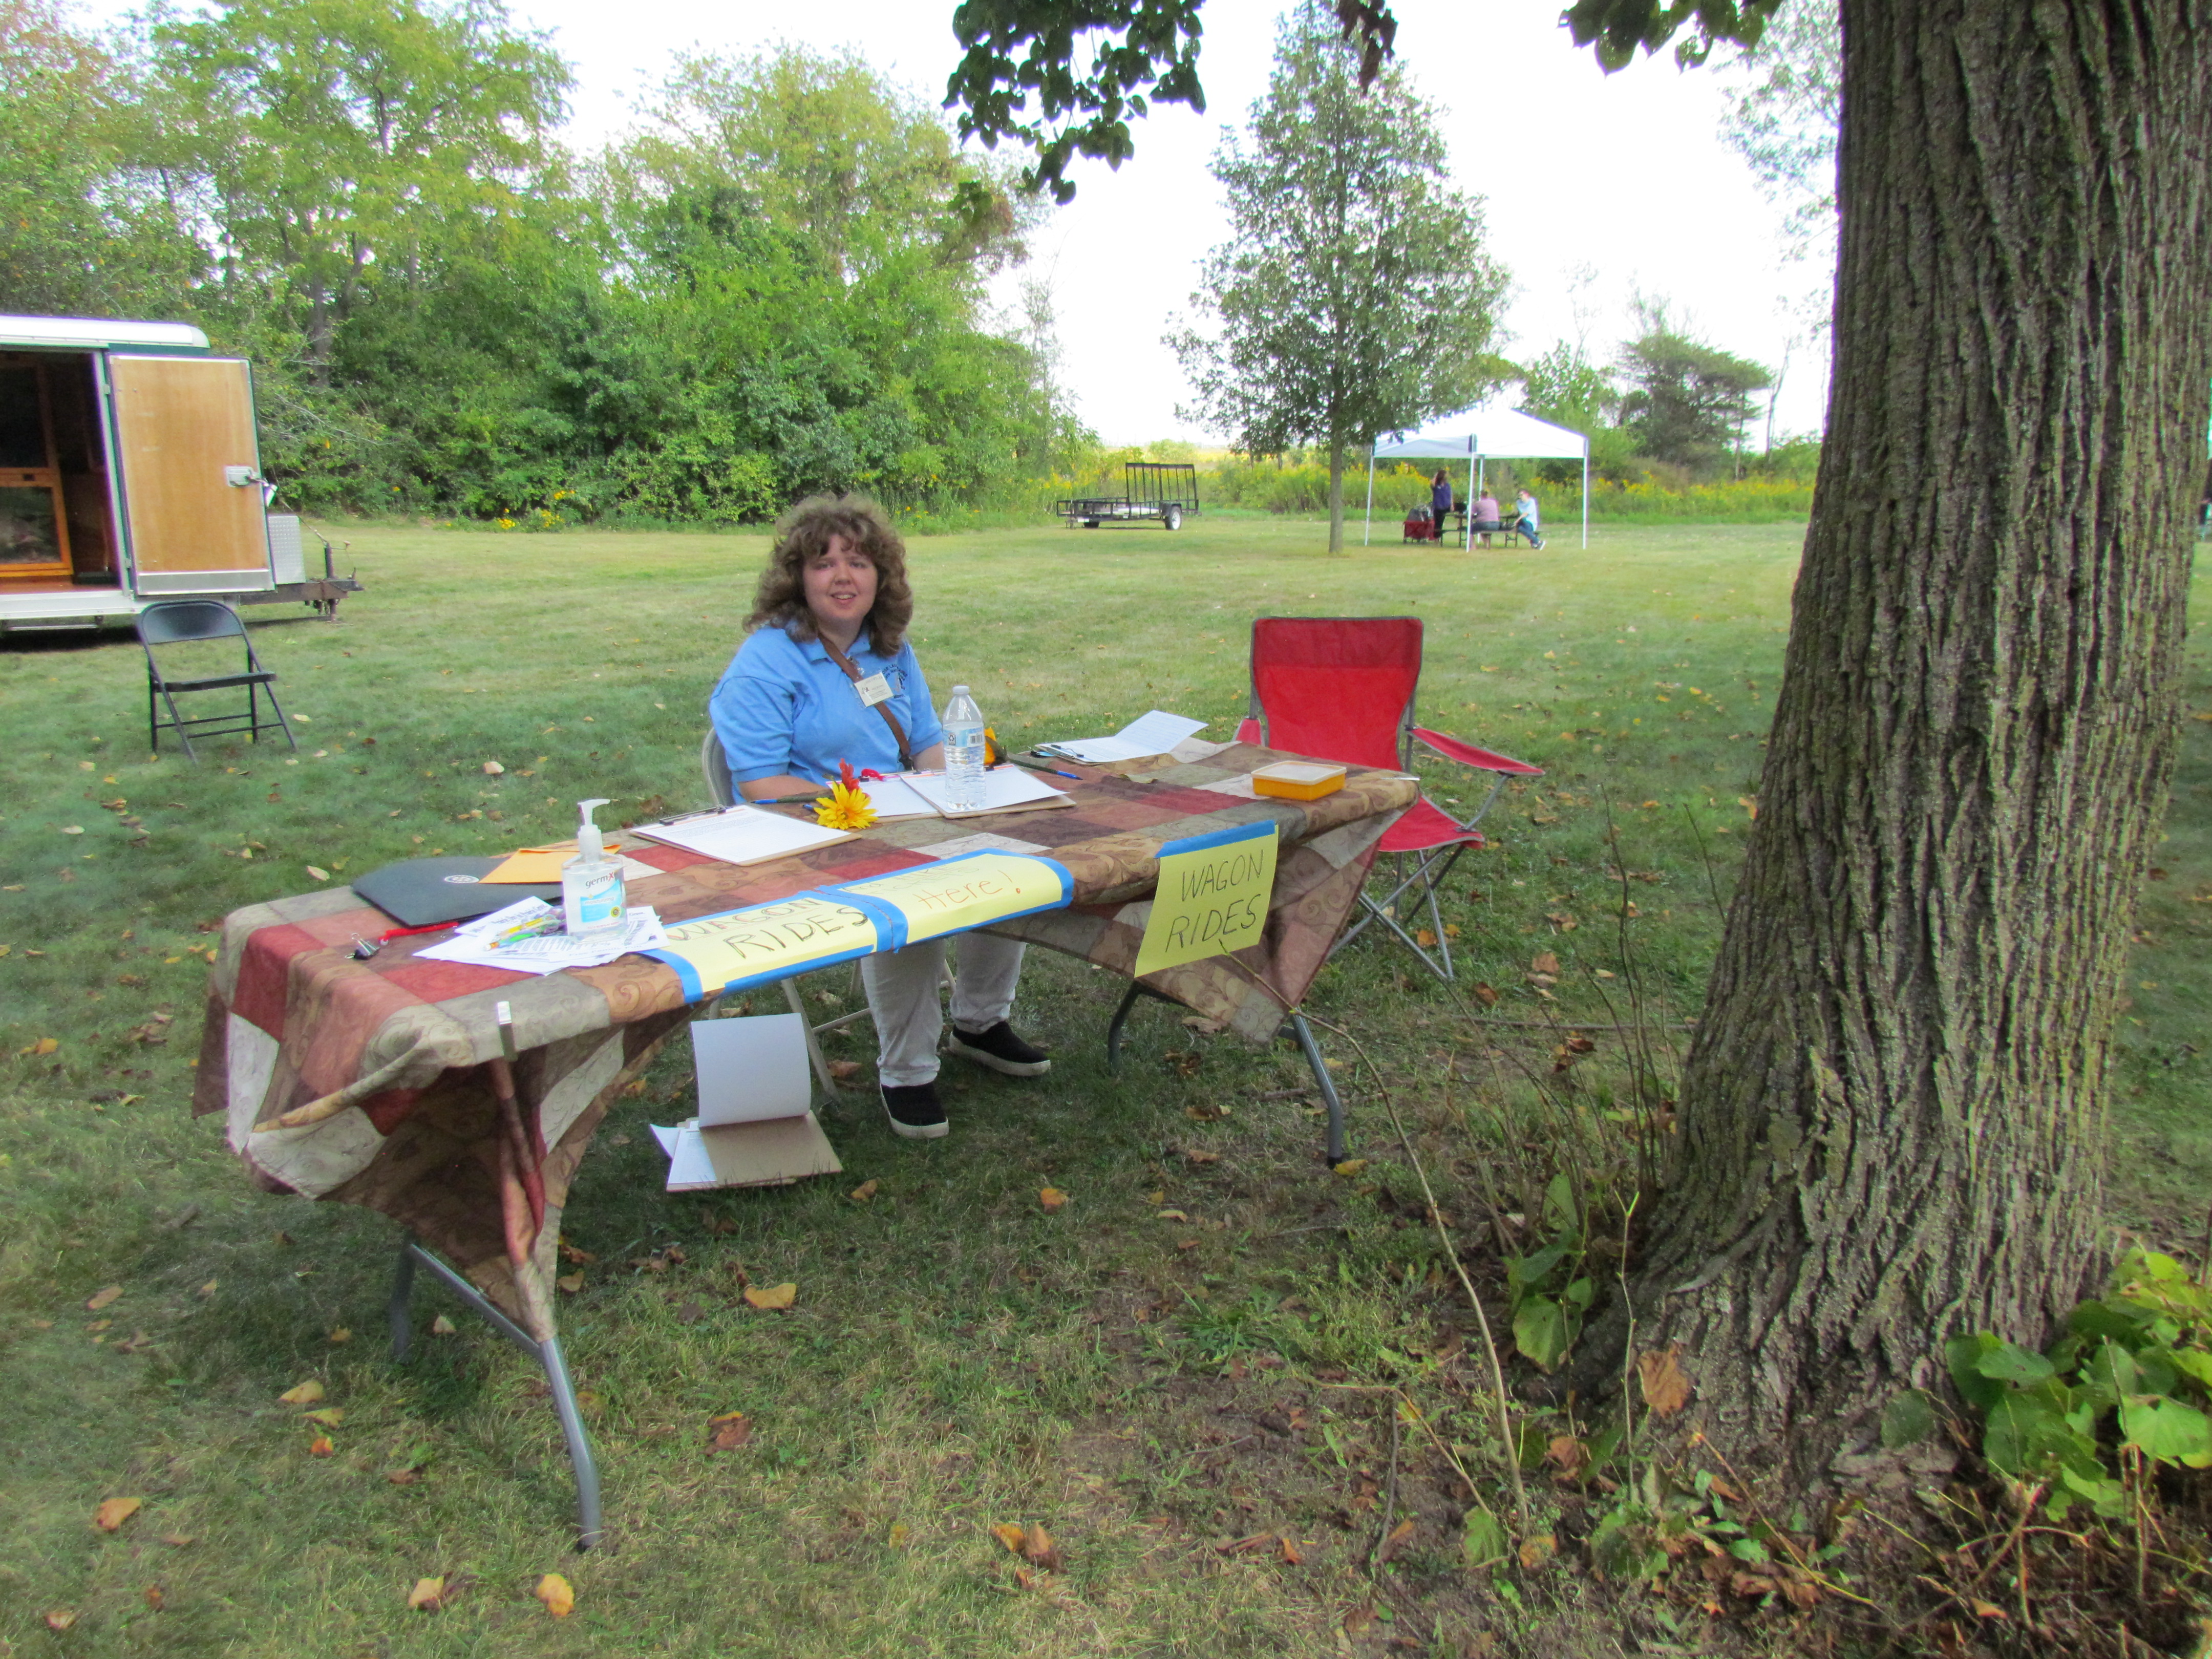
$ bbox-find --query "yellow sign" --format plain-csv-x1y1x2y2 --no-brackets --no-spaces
833,853,1073,945
1134,821,1277,977
654,895,880,997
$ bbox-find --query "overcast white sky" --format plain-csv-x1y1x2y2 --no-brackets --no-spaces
87,0,1836,444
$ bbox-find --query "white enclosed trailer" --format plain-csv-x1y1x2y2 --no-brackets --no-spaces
0,314,359,633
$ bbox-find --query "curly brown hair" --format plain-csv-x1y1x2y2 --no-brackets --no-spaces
745,494,915,655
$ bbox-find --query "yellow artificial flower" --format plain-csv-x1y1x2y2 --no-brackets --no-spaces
814,779,877,830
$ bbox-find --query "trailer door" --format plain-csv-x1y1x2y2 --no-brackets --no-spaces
108,355,271,594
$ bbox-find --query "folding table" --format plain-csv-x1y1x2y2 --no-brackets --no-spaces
193,744,1417,1545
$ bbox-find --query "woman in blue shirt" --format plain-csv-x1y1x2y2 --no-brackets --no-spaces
710,496,1047,1139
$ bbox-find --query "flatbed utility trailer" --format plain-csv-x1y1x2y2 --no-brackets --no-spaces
1056,461,1200,530
0,313,363,634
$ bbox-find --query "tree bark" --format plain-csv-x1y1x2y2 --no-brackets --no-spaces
1625,0,2212,1479
1327,436,1346,553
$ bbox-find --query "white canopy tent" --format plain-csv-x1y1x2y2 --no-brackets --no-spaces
1365,404,1591,548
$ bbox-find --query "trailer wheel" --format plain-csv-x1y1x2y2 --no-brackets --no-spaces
1162,503,1183,530
1083,518,1101,528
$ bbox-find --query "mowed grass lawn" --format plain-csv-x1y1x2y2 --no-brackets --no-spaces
2,514,2208,1656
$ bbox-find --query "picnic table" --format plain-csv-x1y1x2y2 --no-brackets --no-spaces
191,741,1417,1542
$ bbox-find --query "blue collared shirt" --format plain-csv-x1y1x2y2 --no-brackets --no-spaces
710,624,944,785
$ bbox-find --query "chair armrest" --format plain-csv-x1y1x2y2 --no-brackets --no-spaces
1234,716,1263,746
1411,727,1544,776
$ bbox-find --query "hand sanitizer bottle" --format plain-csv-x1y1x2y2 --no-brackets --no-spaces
562,797,624,937
943,685,985,811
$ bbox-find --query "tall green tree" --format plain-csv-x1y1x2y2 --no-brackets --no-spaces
0,0,200,315
1615,310,1771,473
150,0,571,377
949,0,2212,1497
1167,5,1504,552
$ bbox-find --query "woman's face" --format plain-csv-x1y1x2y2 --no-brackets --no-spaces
802,534,879,640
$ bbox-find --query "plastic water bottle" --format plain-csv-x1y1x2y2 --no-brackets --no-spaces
943,685,985,811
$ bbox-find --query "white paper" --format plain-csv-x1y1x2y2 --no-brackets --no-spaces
921,831,1049,859
632,803,852,864
415,905,668,974
650,1119,722,1188
1196,772,1261,798
850,773,942,819
900,767,1071,816
1038,709,1208,764
690,1013,813,1126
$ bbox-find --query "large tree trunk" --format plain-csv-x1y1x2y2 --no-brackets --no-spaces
1625,0,2212,1477
1326,437,1346,553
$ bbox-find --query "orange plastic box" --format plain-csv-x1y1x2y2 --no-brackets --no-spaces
1250,760,1347,801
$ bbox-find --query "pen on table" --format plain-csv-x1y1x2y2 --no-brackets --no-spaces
1009,755,1084,781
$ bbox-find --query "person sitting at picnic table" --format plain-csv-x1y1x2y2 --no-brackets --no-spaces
1471,490,1502,548
1430,469,1455,542
1512,487,1545,549
709,494,1050,1141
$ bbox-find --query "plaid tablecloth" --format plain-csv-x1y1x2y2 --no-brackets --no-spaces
192,745,1416,1336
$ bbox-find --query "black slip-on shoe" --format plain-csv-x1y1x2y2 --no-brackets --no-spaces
947,1020,1052,1077
882,1081,949,1139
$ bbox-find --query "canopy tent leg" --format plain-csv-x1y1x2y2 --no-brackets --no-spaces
1582,454,1590,548
1363,451,1375,545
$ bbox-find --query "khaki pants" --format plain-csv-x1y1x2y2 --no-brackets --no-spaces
860,932,1026,1087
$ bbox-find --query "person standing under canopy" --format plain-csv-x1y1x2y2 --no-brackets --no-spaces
708,495,1051,1141
1429,469,1454,543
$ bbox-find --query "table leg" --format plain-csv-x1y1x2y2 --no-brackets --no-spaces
1288,1012,1348,1164
1105,980,1147,1071
389,1239,604,1548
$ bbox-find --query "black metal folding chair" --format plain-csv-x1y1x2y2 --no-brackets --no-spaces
135,599,296,761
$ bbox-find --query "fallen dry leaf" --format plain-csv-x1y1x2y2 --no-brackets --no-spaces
143,1584,165,1610
1530,951,1561,975
305,865,330,881
430,1315,457,1336
742,1282,796,1311
387,1469,421,1485
1378,1517,1416,1561
1185,1148,1219,1164
1024,1522,1064,1571
707,1412,753,1450
849,1179,878,1202
827,1058,862,1082
303,1408,343,1426
86,1285,124,1311
1155,1208,1189,1222
1278,1535,1303,1565
1039,1187,1068,1211
1637,1347,1693,1417
278,1379,325,1405
407,1576,451,1611
327,1327,351,1344
1415,927,1438,948
45,1609,77,1631
28,1036,59,1054
94,1496,143,1531
1545,1434,1589,1478
308,1436,335,1456
1343,1605,1375,1636
556,1273,584,1293
1518,1532,1558,1569
535,1572,575,1617
887,1522,909,1548
1332,1159,1368,1178
1731,1570,1778,1599
159,1533,195,1547
1472,982,1501,1007
990,1522,1028,1555
482,761,505,776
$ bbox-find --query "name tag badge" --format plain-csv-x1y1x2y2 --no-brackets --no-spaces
853,672,893,708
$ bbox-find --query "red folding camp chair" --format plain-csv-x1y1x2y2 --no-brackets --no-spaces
1235,616,1542,982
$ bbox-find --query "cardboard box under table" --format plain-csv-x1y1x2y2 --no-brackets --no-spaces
192,745,1417,1543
